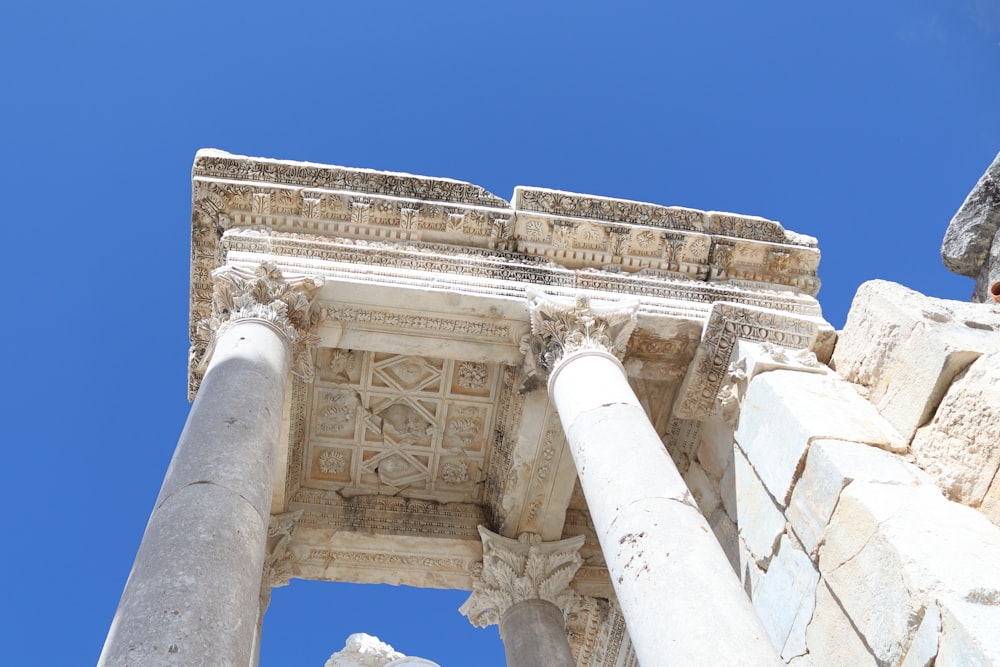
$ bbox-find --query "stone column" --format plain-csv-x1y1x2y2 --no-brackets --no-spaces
526,292,780,667
99,263,323,667
460,526,584,667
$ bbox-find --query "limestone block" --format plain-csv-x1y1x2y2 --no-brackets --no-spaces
683,460,720,517
735,370,905,507
936,592,1000,666
696,415,734,481
805,581,877,667
787,439,932,556
820,482,1000,666
832,280,1000,441
733,446,785,566
751,534,819,660
899,603,939,667
911,352,1000,507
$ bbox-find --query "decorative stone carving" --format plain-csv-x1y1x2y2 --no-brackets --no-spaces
200,261,324,382
521,291,638,388
673,302,820,420
260,510,303,612
459,526,585,628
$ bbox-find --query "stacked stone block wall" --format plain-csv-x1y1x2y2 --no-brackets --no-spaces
684,280,1000,666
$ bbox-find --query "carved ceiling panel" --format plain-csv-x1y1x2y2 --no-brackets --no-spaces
301,348,502,504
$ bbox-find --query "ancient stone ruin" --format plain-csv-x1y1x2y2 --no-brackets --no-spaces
99,149,1000,666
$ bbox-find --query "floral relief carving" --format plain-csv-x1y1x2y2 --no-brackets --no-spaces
456,361,489,390
441,461,471,485
317,449,347,475
459,527,585,628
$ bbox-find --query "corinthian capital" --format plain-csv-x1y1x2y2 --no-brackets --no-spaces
459,526,585,628
521,291,638,388
204,262,325,381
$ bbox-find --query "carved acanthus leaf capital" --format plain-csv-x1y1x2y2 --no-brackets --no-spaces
260,510,303,611
521,291,638,388
202,262,324,381
459,526,585,628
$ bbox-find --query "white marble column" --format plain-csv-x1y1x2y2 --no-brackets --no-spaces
460,526,584,667
527,293,780,667
99,263,322,667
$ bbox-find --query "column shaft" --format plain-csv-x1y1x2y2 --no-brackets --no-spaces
499,599,576,667
99,320,290,667
549,351,780,667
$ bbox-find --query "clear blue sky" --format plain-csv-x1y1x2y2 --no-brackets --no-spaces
2,2,998,665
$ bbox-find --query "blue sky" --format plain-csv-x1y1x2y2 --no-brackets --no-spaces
2,2,998,665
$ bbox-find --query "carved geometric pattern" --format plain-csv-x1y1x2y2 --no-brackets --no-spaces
673,301,819,420
459,527,585,628
303,349,501,503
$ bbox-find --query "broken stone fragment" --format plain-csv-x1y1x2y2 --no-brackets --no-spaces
941,151,1000,301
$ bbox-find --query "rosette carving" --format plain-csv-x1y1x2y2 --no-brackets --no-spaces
459,526,585,628
521,291,638,389
201,262,324,381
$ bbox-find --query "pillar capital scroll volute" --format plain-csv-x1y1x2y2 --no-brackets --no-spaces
520,291,638,390
202,262,325,382
459,526,585,628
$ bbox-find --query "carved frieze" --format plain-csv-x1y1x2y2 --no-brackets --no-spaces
673,302,820,420
459,527,585,627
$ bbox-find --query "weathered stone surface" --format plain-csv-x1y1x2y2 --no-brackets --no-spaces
787,439,931,556
820,482,1000,666
733,446,785,566
499,599,576,667
911,352,1000,507
696,415,734,481
805,581,877,667
936,592,1000,667
735,370,905,507
941,151,1000,286
720,453,737,523
831,280,1000,441
751,534,819,660
683,460,720,517
899,603,939,667
708,506,740,575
